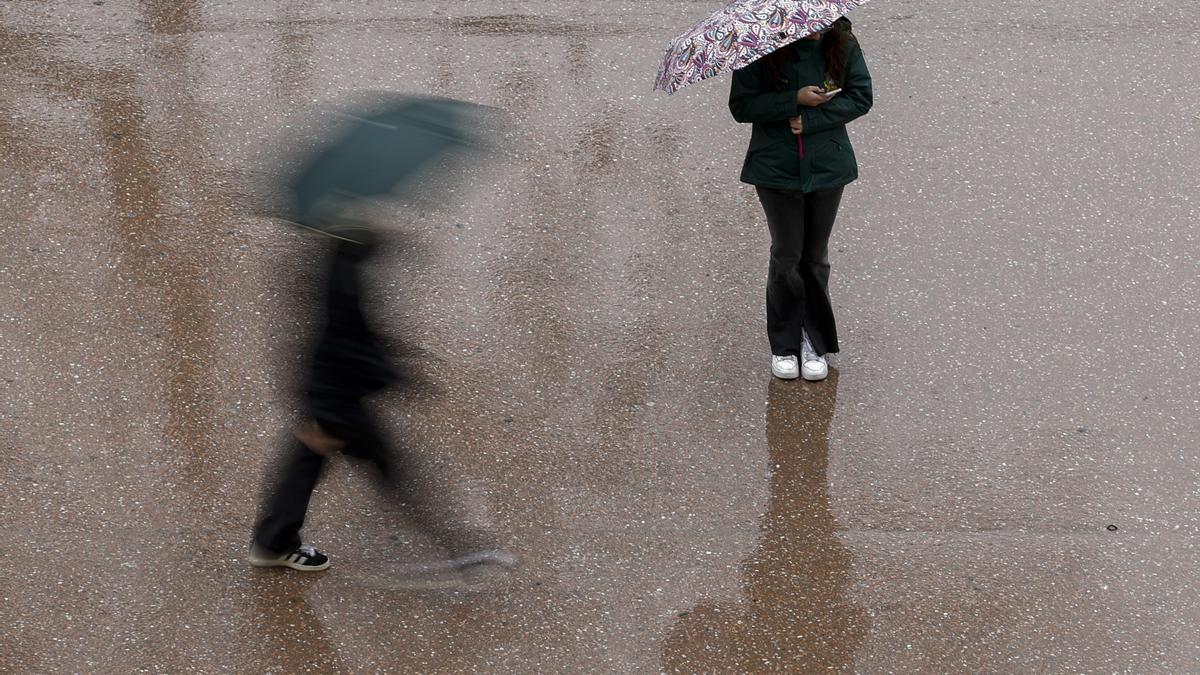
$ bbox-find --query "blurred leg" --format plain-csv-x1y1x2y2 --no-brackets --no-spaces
334,410,487,557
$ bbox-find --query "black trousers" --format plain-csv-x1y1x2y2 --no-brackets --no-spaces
253,409,394,554
253,236,470,555
253,407,466,554
756,186,844,357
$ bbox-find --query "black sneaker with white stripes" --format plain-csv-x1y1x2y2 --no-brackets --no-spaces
249,543,331,572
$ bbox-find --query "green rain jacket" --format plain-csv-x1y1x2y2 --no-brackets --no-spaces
729,36,873,192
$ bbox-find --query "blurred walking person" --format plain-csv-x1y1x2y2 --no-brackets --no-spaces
249,96,514,572
729,17,872,381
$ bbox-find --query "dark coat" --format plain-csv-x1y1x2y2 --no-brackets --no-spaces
729,36,873,192
307,237,397,422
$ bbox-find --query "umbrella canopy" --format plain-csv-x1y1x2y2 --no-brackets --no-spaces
654,0,871,94
288,95,486,228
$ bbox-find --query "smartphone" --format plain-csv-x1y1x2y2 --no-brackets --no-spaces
820,88,842,97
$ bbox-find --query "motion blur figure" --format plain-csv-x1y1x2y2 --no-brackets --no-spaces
248,95,514,572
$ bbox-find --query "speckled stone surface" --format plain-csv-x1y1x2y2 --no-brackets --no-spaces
2,1,1198,672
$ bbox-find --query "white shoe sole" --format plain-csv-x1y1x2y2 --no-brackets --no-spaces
248,550,332,572
393,550,519,576
772,369,800,380
801,366,828,381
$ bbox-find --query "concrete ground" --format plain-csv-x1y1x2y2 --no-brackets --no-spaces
2,1,1198,671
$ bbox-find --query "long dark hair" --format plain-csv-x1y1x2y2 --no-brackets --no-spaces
763,17,855,91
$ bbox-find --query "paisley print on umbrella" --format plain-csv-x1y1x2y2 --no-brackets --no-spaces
737,24,766,50
654,0,871,94
692,50,715,80
719,28,739,53
767,6,788,31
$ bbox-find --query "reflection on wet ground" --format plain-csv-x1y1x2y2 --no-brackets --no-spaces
247,575,347,673
3,0,1199,671
663,373,868,671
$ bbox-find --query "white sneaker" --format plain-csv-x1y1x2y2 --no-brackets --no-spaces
771,355,800,380
800,333,828,381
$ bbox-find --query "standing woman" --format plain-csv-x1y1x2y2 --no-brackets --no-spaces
729,17,872,381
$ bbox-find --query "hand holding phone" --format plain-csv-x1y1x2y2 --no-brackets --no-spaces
798,85,831,106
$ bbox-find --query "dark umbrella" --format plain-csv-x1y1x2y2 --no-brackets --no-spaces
287,95,487,235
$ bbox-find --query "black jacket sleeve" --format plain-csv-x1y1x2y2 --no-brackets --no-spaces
800,43,873,135
728,60,798,124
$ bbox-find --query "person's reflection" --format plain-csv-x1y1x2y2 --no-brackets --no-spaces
662,372,867,671
248,575,346,673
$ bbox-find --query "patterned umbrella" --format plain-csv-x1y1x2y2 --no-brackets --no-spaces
654,0,871,94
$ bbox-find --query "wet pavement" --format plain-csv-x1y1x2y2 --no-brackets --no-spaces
2,0,1199,671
